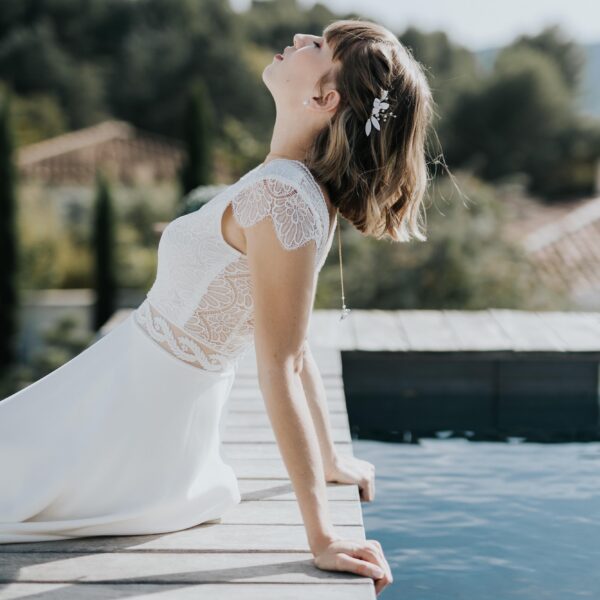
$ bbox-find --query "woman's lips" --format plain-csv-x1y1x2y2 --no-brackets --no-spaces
275,53,283,61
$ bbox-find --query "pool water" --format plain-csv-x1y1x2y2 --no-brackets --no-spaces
355,437,600,599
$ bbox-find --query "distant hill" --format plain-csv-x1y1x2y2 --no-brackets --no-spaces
474,42,600,118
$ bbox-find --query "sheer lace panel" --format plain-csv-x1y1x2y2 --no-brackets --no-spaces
230,175,322,254
133,297,248,373
183,256,254,353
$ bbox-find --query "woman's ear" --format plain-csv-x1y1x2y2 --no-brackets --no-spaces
317,88,340,113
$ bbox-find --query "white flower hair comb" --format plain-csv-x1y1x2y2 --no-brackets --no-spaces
365,89,395,136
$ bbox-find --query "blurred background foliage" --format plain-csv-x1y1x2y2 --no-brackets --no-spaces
1,0,598,319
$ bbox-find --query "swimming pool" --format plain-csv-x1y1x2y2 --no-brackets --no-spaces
356,436,600,599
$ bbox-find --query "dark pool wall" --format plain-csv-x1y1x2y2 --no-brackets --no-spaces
341,351,600,439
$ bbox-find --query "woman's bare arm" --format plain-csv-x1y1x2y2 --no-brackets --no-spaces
244,214,337,555
238,182,392,590
298,340,339,477
298,340,377,502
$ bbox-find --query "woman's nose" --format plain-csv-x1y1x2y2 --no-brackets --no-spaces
293,34,306,48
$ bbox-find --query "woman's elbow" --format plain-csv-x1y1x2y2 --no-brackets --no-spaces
255,339,306,385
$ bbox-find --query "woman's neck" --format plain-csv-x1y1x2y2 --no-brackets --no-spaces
264,151,305,163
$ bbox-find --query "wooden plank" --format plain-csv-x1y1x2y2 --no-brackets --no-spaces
229,458,353,480
351,309,410,350
222,442,353,460
226,411,350,428
0,583,376,600
537,311,600,351
396,310,461,350
488,309,566,351
228,400,348,413
229,385,346,397
229,391,346,403
219,500,364,525
442,310,513,350
0,549,369,582
228,395,348,413
0,525,366,554
237,479,359,501
222,426,351,443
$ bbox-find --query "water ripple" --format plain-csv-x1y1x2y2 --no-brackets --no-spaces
356,438,600,599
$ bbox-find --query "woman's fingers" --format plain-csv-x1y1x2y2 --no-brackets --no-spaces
359,471,375,501
312,538,393,596
358,460,375,501
367,539,393,581
340,546,392,596
335,552,385,581
356,540,394,594
354,542,393,593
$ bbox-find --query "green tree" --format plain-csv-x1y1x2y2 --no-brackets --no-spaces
91,169,118,331
0,19,106,128
180,79,214,196
505,24,586,93
444,46,573,192
0,89,21,376
317,172,570,311
399,26,483,120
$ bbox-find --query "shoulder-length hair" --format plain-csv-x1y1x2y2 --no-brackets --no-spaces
305,18,435,242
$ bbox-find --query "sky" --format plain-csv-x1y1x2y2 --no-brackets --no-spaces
229,0,600,51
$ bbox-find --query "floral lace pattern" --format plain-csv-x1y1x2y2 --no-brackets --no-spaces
134,298,243,372
231,176,321,253
183,257,254,355
134,159,336,373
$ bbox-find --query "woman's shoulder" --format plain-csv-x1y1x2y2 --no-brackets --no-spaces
243,159,329,218
231,159,329,253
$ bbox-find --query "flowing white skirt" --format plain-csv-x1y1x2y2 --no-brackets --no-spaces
0,310,240,544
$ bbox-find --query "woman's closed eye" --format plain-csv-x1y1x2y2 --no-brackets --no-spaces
313,41,321,48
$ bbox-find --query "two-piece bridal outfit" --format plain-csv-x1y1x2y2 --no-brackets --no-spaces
0,158,336,544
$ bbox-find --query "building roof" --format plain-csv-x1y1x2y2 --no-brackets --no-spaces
17,119,185,185
518,194,600,293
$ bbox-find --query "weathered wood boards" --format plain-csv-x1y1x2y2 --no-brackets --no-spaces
0,328,375,600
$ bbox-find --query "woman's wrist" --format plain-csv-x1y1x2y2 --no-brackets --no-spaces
323,450,340,479
310,528,341,556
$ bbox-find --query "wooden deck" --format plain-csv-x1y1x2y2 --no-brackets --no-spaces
0,310,376,599
308,308,600,353
4,306,597,596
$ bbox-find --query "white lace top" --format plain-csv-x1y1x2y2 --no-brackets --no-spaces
133,158,336,373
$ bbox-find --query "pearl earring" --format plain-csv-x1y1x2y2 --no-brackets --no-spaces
303,99,309,106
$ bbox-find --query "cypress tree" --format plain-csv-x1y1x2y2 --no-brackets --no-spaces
0,90,21,374
180,79,214,197
91,169,118,331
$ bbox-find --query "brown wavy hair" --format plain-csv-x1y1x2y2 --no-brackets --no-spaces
305,18,435,242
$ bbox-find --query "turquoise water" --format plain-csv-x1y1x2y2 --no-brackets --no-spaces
356,436,600,599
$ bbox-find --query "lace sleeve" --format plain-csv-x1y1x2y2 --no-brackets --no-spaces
230,175,320,252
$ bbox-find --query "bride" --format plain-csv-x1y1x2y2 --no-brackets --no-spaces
1,17,433,597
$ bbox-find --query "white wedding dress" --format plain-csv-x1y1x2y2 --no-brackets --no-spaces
0,158,336,544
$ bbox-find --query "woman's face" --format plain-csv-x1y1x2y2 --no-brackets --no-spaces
263,32,336,110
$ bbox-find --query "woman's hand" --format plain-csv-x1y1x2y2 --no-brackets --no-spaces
325,454,376,501
313,537,393,596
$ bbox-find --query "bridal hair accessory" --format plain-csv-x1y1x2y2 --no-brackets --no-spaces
365,89,395,136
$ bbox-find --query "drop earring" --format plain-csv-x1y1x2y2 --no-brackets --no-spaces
337,214,351,320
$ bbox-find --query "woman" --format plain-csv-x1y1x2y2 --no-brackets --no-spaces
0,17,433,596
